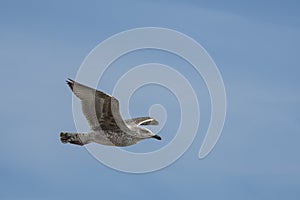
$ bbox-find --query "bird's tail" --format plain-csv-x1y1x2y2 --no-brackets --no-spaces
60,132,91,146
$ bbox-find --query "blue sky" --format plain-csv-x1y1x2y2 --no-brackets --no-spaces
0,0,299,199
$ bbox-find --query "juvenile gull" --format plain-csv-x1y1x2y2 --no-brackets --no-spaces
60,79,161,146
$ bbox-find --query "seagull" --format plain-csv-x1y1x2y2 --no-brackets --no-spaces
60,79,161,147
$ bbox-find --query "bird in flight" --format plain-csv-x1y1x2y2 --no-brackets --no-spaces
60,79,161,147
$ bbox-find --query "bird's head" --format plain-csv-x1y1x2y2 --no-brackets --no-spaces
137,127,162,140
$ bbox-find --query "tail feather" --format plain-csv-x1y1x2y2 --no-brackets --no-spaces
60,132,89,146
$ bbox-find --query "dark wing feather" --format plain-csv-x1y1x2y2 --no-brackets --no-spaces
66,79,130,132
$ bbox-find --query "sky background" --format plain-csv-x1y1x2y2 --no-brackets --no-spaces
0,0,300,199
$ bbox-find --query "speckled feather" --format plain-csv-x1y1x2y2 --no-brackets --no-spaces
60,79,161,146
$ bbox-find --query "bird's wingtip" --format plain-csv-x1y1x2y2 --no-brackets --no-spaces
153,119,159,125
65,78,74,90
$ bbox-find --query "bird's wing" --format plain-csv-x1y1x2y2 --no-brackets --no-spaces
66,79,130,132
125,117,159,126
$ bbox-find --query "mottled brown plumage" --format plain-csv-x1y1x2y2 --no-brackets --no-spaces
60,79,161,146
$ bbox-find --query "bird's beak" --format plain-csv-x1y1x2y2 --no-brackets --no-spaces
152,135,162,140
